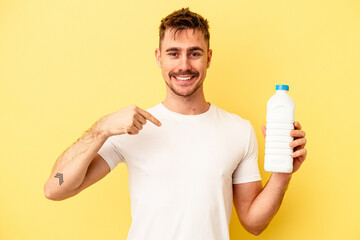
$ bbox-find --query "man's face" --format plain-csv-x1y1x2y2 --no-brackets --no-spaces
155,28,212,97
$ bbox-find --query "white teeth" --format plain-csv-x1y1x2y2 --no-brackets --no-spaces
175,76,192,81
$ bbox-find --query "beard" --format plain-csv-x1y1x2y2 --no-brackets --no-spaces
165,79,203,97
166,70,202,97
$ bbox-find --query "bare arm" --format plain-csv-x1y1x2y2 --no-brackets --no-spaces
44,105,161,201
44,122,109,200
233,174,291,235
233,122,307,235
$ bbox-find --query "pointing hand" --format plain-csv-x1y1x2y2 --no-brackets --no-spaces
97,105,162,137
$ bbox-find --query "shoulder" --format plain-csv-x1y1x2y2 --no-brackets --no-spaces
212,104,253,129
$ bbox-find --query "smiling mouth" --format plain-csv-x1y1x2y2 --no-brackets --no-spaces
169,70,199,82
173,75,196,81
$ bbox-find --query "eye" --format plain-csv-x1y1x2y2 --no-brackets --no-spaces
190,52,201,57
168,52,178,57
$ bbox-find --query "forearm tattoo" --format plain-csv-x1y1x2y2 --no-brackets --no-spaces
54,173,64,185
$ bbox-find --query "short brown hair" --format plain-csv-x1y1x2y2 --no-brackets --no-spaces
159,8,210,49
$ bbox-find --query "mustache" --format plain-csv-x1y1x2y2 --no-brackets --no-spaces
169,70,199,77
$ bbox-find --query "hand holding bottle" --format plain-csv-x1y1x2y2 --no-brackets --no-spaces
262,121,307,174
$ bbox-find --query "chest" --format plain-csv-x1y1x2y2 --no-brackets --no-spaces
121,120,247,184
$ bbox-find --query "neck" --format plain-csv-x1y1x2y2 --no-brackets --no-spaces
162,88,210,115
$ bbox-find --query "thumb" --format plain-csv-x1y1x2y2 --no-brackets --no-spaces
261,126,266,138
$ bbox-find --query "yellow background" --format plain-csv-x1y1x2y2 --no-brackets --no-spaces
1,0,359,239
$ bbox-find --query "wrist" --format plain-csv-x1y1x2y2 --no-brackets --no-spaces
268,173,292,192
271,172,292,182
93,118,111,140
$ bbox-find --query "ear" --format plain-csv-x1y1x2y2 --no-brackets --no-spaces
155,48,162,68
207,49,213,69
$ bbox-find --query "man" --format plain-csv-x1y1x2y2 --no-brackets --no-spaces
44,8,307,239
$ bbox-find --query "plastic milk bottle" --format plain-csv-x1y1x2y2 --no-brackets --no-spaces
264,85,295,173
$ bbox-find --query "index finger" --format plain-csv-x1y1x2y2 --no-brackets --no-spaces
294,121,302,130
136,108,162,127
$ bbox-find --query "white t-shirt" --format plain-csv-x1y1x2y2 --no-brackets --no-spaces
98,103,261,240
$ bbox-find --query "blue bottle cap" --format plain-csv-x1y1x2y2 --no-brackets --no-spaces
276,85,289,91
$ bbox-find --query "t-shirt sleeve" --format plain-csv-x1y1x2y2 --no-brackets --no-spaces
232,123,262,184
97,136,125,171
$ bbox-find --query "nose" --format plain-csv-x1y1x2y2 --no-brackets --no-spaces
179,55,191,71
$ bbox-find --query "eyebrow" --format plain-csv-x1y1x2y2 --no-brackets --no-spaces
188,47,204,52
165,47,205,53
